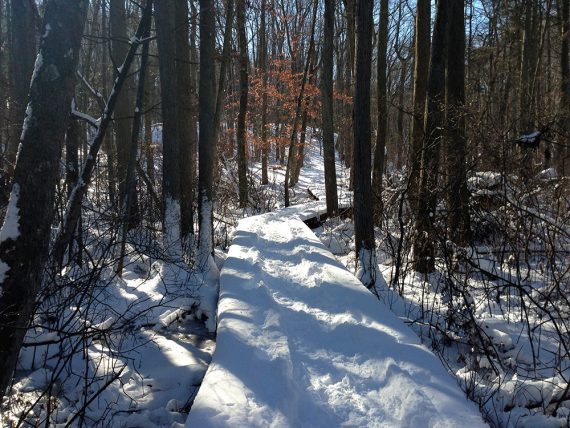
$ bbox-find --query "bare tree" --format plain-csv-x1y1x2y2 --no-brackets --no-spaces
175,0,196,238
110,0,135,211
0,0,88,398
260,0,270,185
5,0,37,176
413,0,447,274
408,0,431,206
197,0,217,262
446,0,472,246
237,0,249,208
353,0,377,288
372,0,389,224
322,0,339,217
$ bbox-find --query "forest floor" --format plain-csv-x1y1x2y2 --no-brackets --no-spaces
3,133,569,427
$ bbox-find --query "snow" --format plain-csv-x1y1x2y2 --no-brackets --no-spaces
0,183,21,243
0,260,8,286
164,196,182,258
20,103,33,141
186,211,486,427
518,130,541,143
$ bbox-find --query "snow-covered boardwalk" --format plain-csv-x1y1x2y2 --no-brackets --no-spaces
186,206,487,427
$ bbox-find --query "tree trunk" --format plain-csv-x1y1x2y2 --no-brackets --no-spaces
0,0,88,399
413,0,447,274
198,0,217,260
342,0,356,171
155,0,182,257
110,0,135,210
446,0,472,246
213,0,235,147
5,0,37,176
260,0,269,185
117,4,151,276
353,0,377,289
372,0,388,225
175,0,195,237
237,0,248,208
321,0,339,217
408,0,431,206
560,0,570,175
101,0,117,206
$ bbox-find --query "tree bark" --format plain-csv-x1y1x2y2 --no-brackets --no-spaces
212,0,235,147
413,0,447,274
446,0,472,246
110,0,135,208
5,0,37,176
408,0,431,207
175,0,195,237
321,0,338,217
372,0,389,225
198,0,217,259
155,0,182,257
0,0,88,399
117,3,151,276
260,0,269,185
560,0,570,175
236,0,249,208
353,0,377,288
322,0,339,217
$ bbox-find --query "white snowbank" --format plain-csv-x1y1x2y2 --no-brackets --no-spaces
186,211,486,427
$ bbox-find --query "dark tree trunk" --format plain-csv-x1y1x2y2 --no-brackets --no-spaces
5,0,37,175
409,0,431,206
413,0,448,274
260,0,269,185
0,0,88,399
213,0,235,147
322,0,339,217
117,3,151,276
372,0,389,225
101,0,117,205
353,0,376,288
155,0,182,255
110,0,135,208
198,0,217,258
560,0,570,175
446,0,472,246
237,0,248,208
175,0,195,237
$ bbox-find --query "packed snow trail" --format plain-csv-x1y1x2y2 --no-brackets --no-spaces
186,207,487,427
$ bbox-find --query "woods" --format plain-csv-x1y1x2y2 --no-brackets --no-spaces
0,1,568,426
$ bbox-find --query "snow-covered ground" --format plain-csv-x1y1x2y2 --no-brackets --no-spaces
7,131,565,427
186,208,486,427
